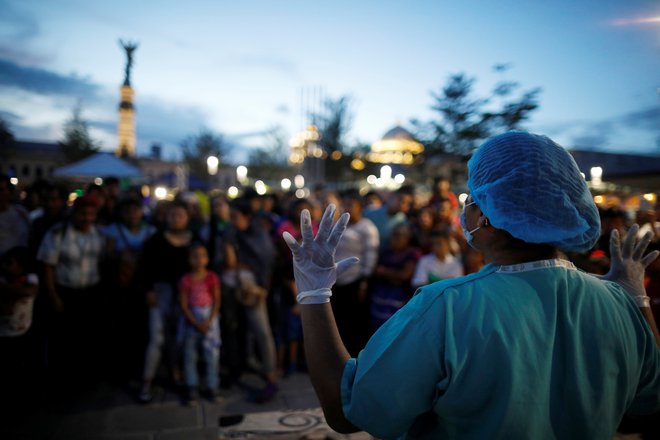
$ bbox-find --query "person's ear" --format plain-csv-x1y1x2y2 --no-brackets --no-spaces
476,208,489,227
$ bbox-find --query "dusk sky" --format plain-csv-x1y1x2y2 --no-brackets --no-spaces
1,0,659,162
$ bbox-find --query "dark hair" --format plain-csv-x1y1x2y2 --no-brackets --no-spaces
85,183,104,194
429,228,451,240
397,184,415,196
341,189,363,204
118,196,142,211
286,198,311,222
188,240,208,254
104,176,120,186
47,183,69,201
0,173,13,190
2,246,34,273
365,191,383,203
73,194,99,210
169,199,189,212
231,197,253,217
391,222,412,237
600,208,626,220
242,188,259,200
499,229,557,256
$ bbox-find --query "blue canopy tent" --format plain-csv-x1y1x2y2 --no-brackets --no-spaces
53,152,143,181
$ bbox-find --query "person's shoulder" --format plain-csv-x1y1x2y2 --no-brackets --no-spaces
364,205,385,218
101,223,120,236
10,203,29,219
444,254,463,268
46,220,69,237
357,216,377,228
580,272,636,305
179,272,192,285
207,271,220,283
417,253,436,265
90,224,106,238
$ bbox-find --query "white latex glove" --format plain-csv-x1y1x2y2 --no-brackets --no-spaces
599,224,659,308
283,204,359,304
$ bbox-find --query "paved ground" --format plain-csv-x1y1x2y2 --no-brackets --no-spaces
1,371,652,439
0,372,372,440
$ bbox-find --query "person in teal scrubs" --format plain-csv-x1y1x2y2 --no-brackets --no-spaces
283,131,660,439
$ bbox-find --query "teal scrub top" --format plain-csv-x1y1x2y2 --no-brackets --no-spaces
341,260,660,439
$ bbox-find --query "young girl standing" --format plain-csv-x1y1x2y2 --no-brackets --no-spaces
178,242,221,405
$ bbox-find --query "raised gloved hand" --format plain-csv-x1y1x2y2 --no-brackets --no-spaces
599,224,659,308
283,204,359,304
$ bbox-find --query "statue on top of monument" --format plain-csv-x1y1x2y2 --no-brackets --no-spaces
119,39,139,86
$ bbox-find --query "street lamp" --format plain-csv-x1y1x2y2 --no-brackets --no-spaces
380,165,392,181
236,165,248,185
154,186,168,200
590,166,603,187
227,186,239,198
255,180,267,195
207,156,219,175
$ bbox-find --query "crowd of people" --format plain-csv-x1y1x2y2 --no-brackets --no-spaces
1,170,659,409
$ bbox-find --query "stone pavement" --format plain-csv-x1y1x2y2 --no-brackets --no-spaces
2,371,650,439
0,372,373,440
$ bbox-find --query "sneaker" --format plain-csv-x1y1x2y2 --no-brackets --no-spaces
203,388,224,403
254,383,278,404
138,385,153,404
184,388,199,407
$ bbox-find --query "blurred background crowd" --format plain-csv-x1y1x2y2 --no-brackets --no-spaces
1,172,659,406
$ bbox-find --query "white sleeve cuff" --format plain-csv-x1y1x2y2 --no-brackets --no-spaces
634,295,651,308
297,288,332,304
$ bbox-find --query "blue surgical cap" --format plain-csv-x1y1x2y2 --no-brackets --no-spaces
467,131,600,252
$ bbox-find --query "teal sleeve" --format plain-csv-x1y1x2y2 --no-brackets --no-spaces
341,292,446,439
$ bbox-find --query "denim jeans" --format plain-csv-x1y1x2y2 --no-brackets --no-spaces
244,300,276,375
181,306,220,391
143,283,179,382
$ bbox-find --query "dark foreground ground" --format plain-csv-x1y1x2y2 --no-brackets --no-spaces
0,371,654,440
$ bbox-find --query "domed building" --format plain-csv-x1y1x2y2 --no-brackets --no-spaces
367,125,424,165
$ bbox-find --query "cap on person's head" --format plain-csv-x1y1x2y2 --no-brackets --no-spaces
467,131,600,252
74,194,99,210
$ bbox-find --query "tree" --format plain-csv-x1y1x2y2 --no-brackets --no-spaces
414,66,541,156
0,116,15,165
310,95,354,183
0,117,15,148
59,105,100,162
180,129,228,185
311,95,353,155
247,125,291,181
247,126,289,167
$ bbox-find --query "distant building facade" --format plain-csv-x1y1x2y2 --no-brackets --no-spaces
0,141,65,186
569,149,660,193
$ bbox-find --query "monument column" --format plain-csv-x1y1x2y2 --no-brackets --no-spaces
116,40,138,158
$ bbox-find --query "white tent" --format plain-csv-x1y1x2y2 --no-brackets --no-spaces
53,152,142,179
